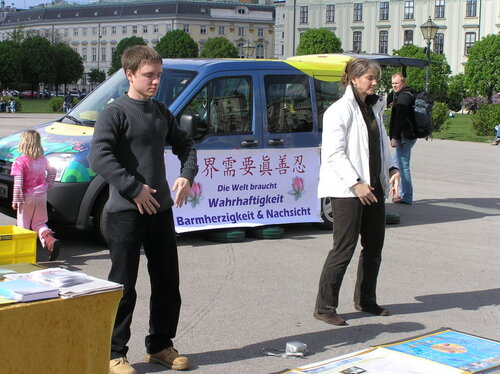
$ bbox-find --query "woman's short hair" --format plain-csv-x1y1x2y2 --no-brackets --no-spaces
341,58,381,87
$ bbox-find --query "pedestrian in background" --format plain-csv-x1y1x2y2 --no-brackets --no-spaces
89,45,198,374
11,130,60,261
314,58,400,326
389,72,417,204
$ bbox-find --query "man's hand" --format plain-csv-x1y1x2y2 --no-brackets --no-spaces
353,182,377,206
133,184,160,214
389,170,401,198
172,177,191,208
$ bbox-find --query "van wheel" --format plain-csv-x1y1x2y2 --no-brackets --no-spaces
92,191,109,244
315,197,333,230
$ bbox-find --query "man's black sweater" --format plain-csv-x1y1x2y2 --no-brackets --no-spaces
88,94,198,213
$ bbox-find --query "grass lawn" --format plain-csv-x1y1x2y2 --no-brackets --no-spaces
432,113,491,143
17,98,55,113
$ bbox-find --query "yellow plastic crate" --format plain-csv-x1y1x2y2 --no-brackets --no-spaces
0,226,37,265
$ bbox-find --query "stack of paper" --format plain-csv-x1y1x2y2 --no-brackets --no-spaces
0,279,59,302
58,275,122,299
30,268,88,287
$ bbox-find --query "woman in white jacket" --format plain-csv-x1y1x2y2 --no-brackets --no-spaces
314,58,400,326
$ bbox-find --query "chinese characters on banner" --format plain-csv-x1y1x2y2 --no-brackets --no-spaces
165,148,321,233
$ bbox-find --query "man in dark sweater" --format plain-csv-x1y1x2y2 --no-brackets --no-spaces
389,72,417,205
88,46,197,374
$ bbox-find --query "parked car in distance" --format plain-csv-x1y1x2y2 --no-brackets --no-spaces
19,90,36,99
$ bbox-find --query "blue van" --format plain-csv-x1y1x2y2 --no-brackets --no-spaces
0,54,426,240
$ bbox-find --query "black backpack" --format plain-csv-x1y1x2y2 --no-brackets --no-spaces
410,91,434,139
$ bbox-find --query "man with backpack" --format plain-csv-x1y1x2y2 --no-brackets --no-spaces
389,72,417,205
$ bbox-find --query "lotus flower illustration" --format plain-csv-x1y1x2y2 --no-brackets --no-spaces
289,176,304,201
188,182,202,207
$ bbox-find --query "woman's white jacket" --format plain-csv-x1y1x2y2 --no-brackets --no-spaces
318,85,395,199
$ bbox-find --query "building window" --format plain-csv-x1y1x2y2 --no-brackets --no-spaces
379,2,389,21
183,24,189,33
82,28,87,36
379,30,388,54
101,27,106,35
92,47,97,61
326,4,335,23
101,47,106,61
218,26,225,35
82,47,87,61
300,6,308,24
166,24,172,32
466,0,477,17
465,32,476,55
404,29,413,45
200,25,207,34
81,76,86,85
153,25,159,33
434,33,444,54
143,25,148,34
404,1,414,19
258,28,264,37
256,43,265,59
111,47,116,56
353,3,363,21
111,26,116,34
353,31,362,53
238,27,245,36
132,25,137,34
435,0,445,19
122,26,127,34
92,27,97,35
64,28,68,37
73,28,78,36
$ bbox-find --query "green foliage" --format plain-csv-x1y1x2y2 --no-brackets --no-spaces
52,42,84,88
432,102,450,133
8,26,25,43
470,104,500,136
447,73,468,112
49,97,64,112
0,40,22,88
88,68,106,85
20,36,55,91
296,28,342,56
155,30,198,58
108,36,147,76
379,45,451,102
199,37,238,58
464,34,500,102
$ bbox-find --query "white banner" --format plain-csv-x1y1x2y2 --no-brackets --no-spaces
166,147,321,233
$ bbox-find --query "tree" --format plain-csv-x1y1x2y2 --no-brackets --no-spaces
0,40,22,88
447,73,468,112
155,30,198,58
88,68,106,86
7,26,25,43
464,34,500,102
20,36,56,93
108,36,147,75
52,42,84,92
379,45,451,103
199,37,238,58
295,28,342,56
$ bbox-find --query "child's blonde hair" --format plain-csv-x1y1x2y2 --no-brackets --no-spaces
19,130,44,159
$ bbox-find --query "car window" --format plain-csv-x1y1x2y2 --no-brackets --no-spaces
180,76,252,138
264,75,313,133
70,68,195,125
314,79,341,132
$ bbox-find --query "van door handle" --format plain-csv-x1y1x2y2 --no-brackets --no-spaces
240,140,258,147
267,139,284,146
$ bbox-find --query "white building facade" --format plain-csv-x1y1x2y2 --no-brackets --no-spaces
283,0,500,75
0,1,275,90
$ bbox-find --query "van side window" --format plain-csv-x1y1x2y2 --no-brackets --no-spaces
264,75,312,133
314,79,341,131
181,76,252,138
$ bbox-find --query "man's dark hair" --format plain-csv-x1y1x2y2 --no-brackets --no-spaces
121,45,162,74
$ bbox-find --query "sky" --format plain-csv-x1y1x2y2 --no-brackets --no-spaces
7,0,89,9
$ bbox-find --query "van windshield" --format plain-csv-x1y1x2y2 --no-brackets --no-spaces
68,68,196,126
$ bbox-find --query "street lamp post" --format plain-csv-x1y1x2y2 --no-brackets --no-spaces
241,42,255,59
419,16,439,93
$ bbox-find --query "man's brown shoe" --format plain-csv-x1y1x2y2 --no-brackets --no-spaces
109,357,136,374
313,311,347,326
145,347,190,370
354,303,390,316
